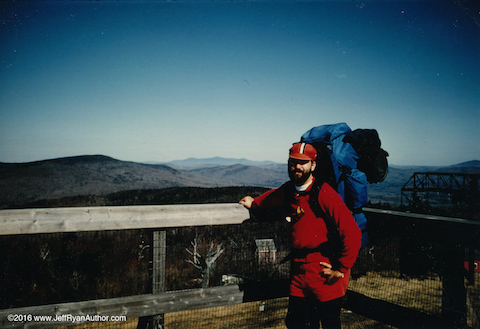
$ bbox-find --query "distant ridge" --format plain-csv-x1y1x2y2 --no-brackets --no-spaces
160,157,280,170
439,160,480,173
187,163,288,189
389,160,480,169
389,160,480,174
450,160,480,167
0,155,232,208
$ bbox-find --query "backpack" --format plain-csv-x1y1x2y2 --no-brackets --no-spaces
342,129,389,184
300,123,389,249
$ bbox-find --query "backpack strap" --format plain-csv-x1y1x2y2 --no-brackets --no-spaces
308,181,343,267
308,181,340,238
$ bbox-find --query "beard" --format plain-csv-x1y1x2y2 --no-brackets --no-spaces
289,167,312,186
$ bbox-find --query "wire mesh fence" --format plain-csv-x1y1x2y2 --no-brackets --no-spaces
0,230,151,309
1,209,479,329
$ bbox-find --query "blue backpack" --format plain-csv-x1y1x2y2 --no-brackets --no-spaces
301,123,389,249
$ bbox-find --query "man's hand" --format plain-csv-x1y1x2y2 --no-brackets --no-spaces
319,262,344,285
239,196,254,209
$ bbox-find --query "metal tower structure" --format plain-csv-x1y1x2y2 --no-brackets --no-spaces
401,172,479,218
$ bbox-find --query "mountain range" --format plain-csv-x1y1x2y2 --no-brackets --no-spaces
0,155,231,208
1,155,479,208
156,157,280,170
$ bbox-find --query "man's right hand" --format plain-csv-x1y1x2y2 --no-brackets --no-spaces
239,196,254,209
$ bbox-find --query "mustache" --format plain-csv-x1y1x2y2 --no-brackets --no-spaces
290,169,305,177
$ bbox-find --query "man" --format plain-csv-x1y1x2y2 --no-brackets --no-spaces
239,142,362,329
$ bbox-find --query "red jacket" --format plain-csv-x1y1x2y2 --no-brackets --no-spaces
252,179,362,301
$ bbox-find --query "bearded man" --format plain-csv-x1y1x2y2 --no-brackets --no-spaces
240,142,362,329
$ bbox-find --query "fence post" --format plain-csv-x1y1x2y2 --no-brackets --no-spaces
137,229,167,329
152,230,167,327
442,243,467,328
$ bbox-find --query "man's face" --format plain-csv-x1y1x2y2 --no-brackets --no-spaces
288,158,316,186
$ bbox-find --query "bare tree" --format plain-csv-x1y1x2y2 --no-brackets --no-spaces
185,237,225,288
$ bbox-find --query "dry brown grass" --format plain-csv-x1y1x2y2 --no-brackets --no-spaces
163,297,398,329
165,298,288,329
53,272,480,329
349,271,443,316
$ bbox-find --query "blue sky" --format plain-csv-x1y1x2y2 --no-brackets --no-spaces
1,0,479,166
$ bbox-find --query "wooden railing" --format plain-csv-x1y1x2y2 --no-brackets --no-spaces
0,204,249,235
0,204,251,328
1,204,479,328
